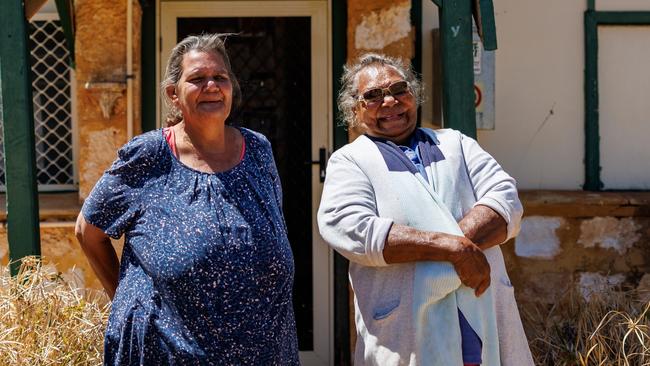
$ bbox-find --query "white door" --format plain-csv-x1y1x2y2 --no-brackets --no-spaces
159,1,333,365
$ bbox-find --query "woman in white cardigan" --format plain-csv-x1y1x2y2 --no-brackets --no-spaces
317,54,533,366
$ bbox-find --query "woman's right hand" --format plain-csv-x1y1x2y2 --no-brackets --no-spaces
444,234,491,297
384,225,491,296
75,213,120,299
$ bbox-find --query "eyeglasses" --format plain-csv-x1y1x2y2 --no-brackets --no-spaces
357,80,411,107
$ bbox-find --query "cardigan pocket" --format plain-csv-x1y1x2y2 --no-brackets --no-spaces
499,276,514,290
373,299,401,320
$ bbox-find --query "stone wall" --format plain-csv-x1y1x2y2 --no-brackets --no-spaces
506,191,650,306
347,0,414,62
0,0,141,293
75,0,142,199
0,224,123,291
346,0,414,140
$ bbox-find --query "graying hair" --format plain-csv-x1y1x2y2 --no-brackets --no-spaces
161,33,241,126
337,53,424,128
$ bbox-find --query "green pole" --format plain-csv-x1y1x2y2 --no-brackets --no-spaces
438,0,477,138
54,0,76,69
0,2,42,274
332,1,351,364
141,0,157,132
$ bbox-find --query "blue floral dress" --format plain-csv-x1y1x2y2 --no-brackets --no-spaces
82,128,299,365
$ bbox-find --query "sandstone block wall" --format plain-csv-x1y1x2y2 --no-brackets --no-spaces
506,191,650,307
0,0,142,295
346,0,415,141
76,0,142,199
0,225,123,291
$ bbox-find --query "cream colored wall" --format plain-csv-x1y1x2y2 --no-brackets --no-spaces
420,0,439,129
421,0,650,189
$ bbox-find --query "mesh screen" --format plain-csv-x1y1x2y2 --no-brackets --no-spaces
0,19,75,191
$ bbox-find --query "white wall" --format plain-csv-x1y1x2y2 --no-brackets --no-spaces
421,0,439,130
421,0,650,190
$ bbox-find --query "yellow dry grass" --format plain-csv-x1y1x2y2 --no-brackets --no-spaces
0,256,109,365
524,286,650,366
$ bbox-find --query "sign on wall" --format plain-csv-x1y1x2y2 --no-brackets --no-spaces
431,27,495,130
473,25,495,130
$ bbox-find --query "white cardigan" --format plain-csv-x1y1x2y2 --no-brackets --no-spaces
318,128,533,366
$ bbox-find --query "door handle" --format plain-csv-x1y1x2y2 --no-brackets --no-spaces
306,147,327,182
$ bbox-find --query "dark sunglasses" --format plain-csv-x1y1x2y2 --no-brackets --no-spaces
358,80,411,106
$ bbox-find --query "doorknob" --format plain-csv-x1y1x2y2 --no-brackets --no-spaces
306,147,327,182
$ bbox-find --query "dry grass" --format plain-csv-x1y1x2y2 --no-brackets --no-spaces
524,286,650,366
0,256,109,365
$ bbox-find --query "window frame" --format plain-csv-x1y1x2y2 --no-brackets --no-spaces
2,11,79,192
583,7,650,190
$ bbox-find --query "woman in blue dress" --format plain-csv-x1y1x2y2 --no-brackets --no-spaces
75,33,299,365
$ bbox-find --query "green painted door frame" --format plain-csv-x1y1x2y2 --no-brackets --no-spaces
583,6,650,190
331,1,351,364
0,2,42,274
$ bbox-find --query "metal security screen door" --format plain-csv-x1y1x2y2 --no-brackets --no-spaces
160,2,332,365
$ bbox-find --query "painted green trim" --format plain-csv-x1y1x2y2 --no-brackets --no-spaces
438,1,477,138
479,0,498,51
54,0,76,69
331,1,350,365
594,11,650,24
332,0,348,151
411,0,423,75
0,3,42,274
583,9,650,191
411,0,423,126
141,1,157,132
587,0,595,11
430,0,441,7
584,10,601,191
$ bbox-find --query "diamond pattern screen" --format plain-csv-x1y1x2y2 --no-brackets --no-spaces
177,17,314,350
0,19,75,191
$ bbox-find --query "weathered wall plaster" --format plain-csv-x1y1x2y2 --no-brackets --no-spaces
514,216,564,259
578,272,626,300
578,217,641,254
347,0,413,63
80,128,126,197
354,3,411,51
502,208,650,306
346,0,414,142
76,0,141,199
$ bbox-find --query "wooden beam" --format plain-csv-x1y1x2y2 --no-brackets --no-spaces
477,0,497,51
439,0,477,138
332,1,351,364
594,11,650,24
0,2,42,274
141,1,156,132
583,10,601,190
54,0,75,68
